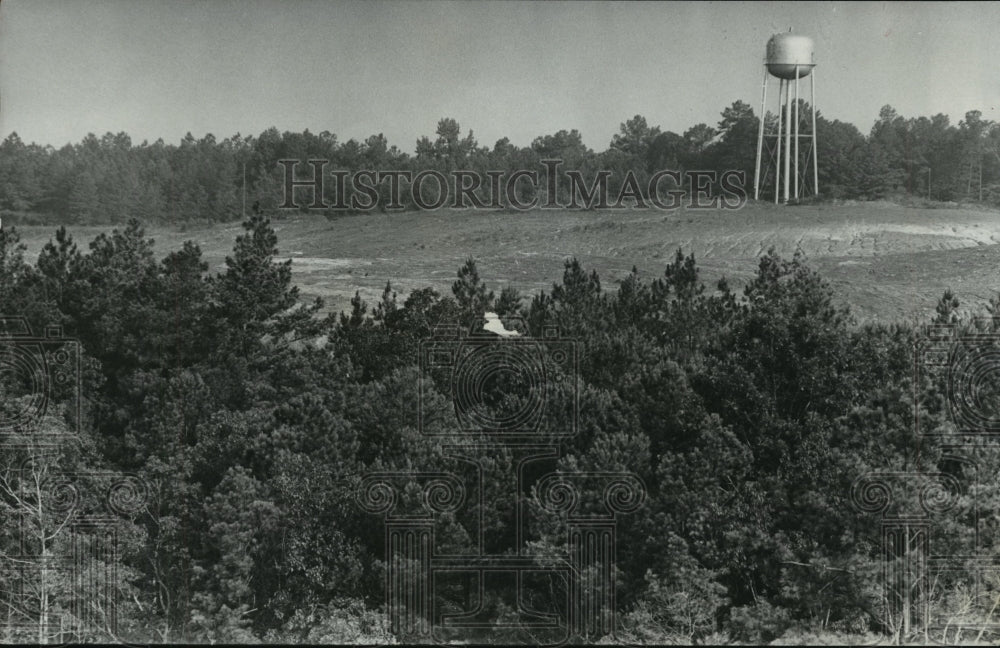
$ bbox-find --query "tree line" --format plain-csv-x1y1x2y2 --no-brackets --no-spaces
2,102,998,224
1,216,998,643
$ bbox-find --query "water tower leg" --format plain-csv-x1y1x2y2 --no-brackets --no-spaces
794,66,800,200
784,74,791,203
754,66,768,201
811,70,819,196
774,80,783,205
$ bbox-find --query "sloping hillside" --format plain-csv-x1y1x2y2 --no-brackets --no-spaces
14,201,1000,324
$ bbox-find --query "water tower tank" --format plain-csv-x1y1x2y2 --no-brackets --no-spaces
766,33,814,79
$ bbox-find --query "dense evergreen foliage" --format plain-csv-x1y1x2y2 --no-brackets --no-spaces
2,103,999,224
1,215,998,643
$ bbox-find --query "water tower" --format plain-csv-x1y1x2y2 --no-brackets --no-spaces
753,31,818,203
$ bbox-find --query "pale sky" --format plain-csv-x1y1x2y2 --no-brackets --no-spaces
1,1,997,151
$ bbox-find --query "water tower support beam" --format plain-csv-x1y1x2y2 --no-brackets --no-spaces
794,66,800,200
754,65,768,201
774,79,783,205
811,70,819,195
784,74,792,202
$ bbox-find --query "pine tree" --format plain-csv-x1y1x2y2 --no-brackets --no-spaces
933,288,960,324
373,281,397,323
451,257,494,327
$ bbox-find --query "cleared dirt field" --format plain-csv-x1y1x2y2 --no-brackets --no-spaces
14,201,1000,325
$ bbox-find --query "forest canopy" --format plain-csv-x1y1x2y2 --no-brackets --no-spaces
2,102,999,224
0,215,997,643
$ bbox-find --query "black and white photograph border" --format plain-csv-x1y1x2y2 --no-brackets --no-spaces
1,1,999,645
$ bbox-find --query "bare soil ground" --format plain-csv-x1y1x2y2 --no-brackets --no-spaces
14,201,1000,325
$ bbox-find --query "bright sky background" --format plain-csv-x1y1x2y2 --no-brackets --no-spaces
1,1,997,152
